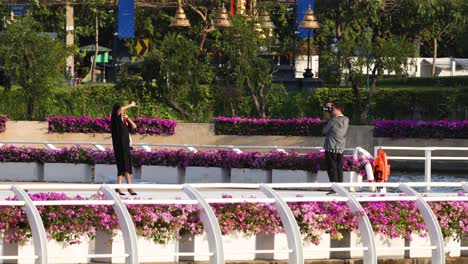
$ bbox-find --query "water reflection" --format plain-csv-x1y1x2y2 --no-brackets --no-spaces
389,172,467,193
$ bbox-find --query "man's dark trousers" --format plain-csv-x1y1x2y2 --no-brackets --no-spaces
325,151,344,183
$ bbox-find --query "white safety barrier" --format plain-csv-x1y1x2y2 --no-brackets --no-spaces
0,182,466,264
374,146,468,191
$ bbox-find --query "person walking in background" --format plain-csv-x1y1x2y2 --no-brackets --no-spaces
322,102,349,195
111,101,138,196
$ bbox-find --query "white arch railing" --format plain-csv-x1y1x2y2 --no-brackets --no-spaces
0,182,467,264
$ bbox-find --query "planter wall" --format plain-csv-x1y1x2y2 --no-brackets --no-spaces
404,235,461,258
0,162,43,182
185,167,230,183
231,168,272,183
255,233,330,260
44,163,92,183
141,166,185,184
2,237,90,264
94,164,141,183
92,231,179,263
331,231,404,259
179,232,256,261
272,170,316,183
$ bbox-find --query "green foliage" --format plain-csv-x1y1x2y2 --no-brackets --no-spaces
216,16,274,118
136,33,215,122
377,76,468,87
0,15,66,119
0,85,174,120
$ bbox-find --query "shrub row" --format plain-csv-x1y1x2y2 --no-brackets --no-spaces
0,146,371,174
373,120,468,139
47,116,177,135
1,85,468,123
2,192,466,245
377,76,468,87
0,115,7,132
213,116,323,136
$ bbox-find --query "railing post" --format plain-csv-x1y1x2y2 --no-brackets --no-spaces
463,183,468,193
183,184,224,264
424,149,432,192
100,185,139,264
332,184,377,264
260,185,304,264
399,183,445,264
12,185,48,264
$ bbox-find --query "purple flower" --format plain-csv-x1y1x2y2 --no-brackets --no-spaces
47,116,176,136
0,115,8,133
373,120,468,139
213,116,324,136
0,146,371,174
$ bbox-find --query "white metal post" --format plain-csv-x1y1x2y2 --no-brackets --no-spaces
100,185,139,264
260,185,304,264
183,185,224,264
12,185,48,264
332,184,377,264
424,149,432,192
463,183,468,193
399,184,445,264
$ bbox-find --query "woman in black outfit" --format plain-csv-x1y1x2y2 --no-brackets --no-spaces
111,101,137,195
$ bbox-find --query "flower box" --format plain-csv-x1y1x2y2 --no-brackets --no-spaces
92,231,179,263
141,165,185,184
231,168,272,183
0,162,43,181
331,231,404,259
255,233,330,260
94,164,141,183
404,235,461,258
3,237,90,264
185,167,229,183
272,170,316,183
44,163,92,183
179,232,256,261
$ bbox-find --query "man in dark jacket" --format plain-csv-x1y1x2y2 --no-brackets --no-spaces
322,102,349,194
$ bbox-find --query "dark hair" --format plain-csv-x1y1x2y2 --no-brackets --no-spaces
111,102,122,119
332,102,344,112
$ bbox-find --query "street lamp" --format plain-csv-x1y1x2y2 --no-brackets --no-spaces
170,6,190,27
299,5,319,78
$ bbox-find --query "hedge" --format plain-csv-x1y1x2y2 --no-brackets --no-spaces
2,85,468,123
0,115,7,132
373,120,468,139
213,116,324,136
0,85,175,121
377,76,468,87
47,116,177,135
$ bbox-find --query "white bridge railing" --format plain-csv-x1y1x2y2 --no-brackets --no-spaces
0,182,466,264
374,146,468,191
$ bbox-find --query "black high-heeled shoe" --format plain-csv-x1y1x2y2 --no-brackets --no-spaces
128,189,138,196
115,189,126,196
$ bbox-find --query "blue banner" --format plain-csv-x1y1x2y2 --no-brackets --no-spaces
297,0,315,38
10,5,27,16
118,0,135,38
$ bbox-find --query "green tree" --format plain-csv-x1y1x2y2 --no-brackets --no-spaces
217,16,274,118
0,15,66,119
135,33,214,121
418,0,465,76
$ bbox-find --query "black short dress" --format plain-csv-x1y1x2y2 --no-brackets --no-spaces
111,111,133,175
